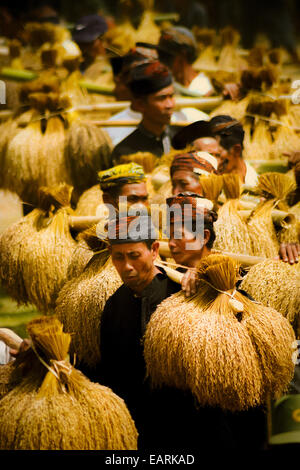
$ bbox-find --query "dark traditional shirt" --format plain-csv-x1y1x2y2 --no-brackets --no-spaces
110,123,180,165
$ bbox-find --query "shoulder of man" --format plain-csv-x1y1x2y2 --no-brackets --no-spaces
111,128,142,163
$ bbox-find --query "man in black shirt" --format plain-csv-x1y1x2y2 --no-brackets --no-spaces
97,214,239,451
111,61,180,165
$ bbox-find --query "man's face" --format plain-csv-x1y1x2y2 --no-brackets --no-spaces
193,137,227,165
136,84,175,126
103,182,149,211
111,241,159,291
168,225,205,266
171,170,203,195
119,182,149,209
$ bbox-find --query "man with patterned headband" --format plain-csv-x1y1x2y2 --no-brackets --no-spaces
170,149,218,195
98,162,149,214
110,60,180,165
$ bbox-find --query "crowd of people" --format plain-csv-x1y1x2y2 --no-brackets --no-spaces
0,0,300,455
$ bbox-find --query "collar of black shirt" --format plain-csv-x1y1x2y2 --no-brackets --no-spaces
137,123,171,142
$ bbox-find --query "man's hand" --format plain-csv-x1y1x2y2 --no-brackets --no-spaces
223,83,241,101
9,338,31,358
181,268,200,297
277,242,300,264
283,151,300,169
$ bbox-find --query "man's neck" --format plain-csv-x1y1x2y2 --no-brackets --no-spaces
140,118,168,137
130,265,161,296
177,64,198,88
187,246,211,268
227,158,247,183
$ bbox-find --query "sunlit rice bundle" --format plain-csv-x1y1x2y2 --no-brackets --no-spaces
144,255,295,411
254,172,298,245
0,316,138,450
120,152,157,175
240,259,300,334
66,225,106,280
75,185,104,216
247,200,280,257
213,174,253,255
243,118,274,161
272,117,300,159
65,119,112,195
210,95,250,121
0,184,77,311
199,174,223,210
55,256,122,368
4,115,70,206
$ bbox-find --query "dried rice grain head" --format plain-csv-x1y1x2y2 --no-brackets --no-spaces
144,254,295,411
0,316,138,450
55,256,122,368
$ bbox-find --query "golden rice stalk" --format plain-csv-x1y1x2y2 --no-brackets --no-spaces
256,172,296,204
120,152,157,175
272,117,300,159
0,185,77,311
135,10,161,44
55,257,122,368
144,254,295,411
75,185,104,216
210,95,250,121
0,119,19,188
66,225,108,280
240,259,300,333
199,174,223,208
243,118,274,161
4,116,70,206
254,173,298,244
213,174,253,255
193,45,217,71
0,362,17,400
65,119,113,195
0,316,138,450
247,200,280,257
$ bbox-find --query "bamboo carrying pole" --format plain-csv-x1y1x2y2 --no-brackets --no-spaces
68,209,292,232
157,240,265,267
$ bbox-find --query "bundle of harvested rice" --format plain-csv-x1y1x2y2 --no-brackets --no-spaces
272,116,300,160
144,254,295,411
247,200,280,257
65,118,113,196
66,225,106,280
242,118,274,161
252,172,298,246
120,151,157,175
4,113,70,206
210,94,250,121
0,184,77,312
213,174,253,255
75,185,104,216
193,29,217,71
217,27,246,72
135,10,161,44
0,316,138,450
240,259,300,336
149,179,173,206
55,255,122,369
199,174,223,210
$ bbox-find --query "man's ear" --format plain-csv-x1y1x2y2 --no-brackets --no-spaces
151,240,160,259
232,143,242,159
103,192,116,207
132,96,146,114
203,229,211,245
